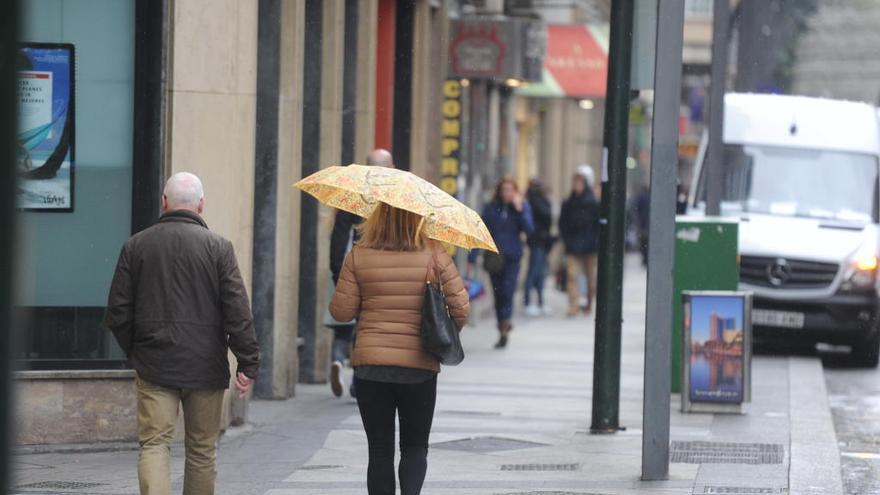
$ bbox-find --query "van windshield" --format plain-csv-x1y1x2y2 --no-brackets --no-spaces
699,144,880,223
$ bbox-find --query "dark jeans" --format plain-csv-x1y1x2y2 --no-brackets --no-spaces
355,376,438,495
490,256,521,323
331,325,355,363
524,246,547,307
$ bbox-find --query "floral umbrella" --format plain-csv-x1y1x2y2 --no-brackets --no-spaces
294,164,498,253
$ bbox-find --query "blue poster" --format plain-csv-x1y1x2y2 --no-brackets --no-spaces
687,295,745,403
17,43,75,211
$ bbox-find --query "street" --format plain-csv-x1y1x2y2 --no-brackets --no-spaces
10,258,851,495
826,362,880,494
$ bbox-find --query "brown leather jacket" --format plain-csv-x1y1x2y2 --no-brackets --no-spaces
104,210,260,390
329,241,470,372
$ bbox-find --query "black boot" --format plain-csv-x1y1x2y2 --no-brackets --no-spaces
494,320,512,349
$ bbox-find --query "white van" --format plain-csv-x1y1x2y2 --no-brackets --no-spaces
690,93,880,366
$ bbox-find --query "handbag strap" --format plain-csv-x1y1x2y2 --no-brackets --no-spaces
424,246,443,290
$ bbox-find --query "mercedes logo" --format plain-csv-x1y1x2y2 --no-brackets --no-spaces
767,258,792,286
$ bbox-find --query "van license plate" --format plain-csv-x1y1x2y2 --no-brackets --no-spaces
752,309,805,329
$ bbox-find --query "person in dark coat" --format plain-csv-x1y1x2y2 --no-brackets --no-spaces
328,149,394,398
523,178,553,316
469,177,534,348
559,172,600,317
105,172,259,495
634,185,650,267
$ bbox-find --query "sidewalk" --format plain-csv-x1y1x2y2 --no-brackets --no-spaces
11,257,843,495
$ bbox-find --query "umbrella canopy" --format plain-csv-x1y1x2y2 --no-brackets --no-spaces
295,164,498,253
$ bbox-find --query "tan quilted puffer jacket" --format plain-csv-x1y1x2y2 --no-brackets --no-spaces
329,241,470,372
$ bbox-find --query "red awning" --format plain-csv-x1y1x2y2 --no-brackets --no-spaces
544,24,608,98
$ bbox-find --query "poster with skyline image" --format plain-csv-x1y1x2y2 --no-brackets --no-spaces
16,43,75,211
686,294,746,404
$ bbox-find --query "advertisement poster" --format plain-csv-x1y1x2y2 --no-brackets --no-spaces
683,292,752,412
17,43,75,211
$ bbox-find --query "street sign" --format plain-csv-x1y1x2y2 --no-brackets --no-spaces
448,18,545,81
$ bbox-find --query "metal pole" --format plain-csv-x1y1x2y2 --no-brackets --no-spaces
0,0,19,490
705,0,730,216
641,0,685,481
591,0,634,434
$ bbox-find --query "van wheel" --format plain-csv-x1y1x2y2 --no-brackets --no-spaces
852,331,880,368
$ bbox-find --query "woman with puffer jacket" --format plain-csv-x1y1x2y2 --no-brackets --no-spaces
330,202,470,495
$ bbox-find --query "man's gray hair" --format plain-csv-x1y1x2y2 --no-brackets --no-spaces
366,148,394,168
164,172,205,209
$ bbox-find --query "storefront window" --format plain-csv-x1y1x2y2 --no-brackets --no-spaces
16,0,135,370
685,0,713,19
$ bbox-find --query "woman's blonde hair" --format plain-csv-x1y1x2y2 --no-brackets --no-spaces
357,202,428,251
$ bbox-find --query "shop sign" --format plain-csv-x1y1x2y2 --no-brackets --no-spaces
449,22,507,77
440,79,462,198
449,18,545,81
681,291,753,414
17,43,75,212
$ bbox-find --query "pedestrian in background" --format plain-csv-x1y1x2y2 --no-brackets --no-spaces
105,172,260,495
634,185,650,267
469,177,535,348
330,203,469,495
559,169,600,317
328,148,394,399
524,178,553,317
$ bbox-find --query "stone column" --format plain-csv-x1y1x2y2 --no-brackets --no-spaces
166,0,259,423
273,0,306,397
355,0,378,161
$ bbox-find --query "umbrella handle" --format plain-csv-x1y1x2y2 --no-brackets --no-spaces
415,212,437,241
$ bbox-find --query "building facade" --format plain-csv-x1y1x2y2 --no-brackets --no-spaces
14,0,455,446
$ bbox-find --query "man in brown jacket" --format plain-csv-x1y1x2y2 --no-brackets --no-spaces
104,172,259,495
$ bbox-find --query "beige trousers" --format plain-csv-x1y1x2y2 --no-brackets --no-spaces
566,254,598,315
136,376,225,495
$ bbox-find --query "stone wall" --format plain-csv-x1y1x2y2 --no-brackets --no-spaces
16,371,137,445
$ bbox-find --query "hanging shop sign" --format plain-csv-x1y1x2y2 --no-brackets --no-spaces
440,79,462,199
681,291,753,414
449,18,545,82
518,24,609,99
17,43,76,212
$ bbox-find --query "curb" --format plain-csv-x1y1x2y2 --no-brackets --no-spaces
788,357,844,495
14,441,138,455
16,423,256,455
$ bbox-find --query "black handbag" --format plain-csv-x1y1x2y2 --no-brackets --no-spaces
421,252,465,366
483,250,505,275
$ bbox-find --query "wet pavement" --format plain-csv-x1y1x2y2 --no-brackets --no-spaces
825,360,880,495
11,259,845,494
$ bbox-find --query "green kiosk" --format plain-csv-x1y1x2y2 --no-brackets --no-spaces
672,217,740,393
